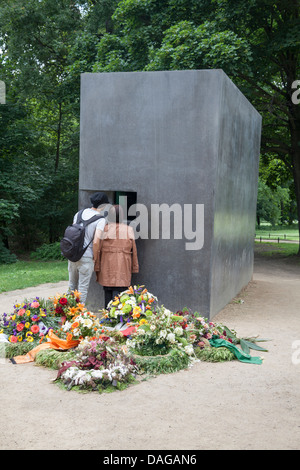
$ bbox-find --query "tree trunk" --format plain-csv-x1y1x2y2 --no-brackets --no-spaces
55,102,62,172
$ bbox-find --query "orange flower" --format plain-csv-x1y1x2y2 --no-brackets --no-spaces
127,286,134,294
71,321,79,329
69,307,79,316
132,312,141,319
141,288,148,295
66,333,73,342
148,298,154,303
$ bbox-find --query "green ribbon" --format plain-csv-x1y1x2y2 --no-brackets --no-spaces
209,336,263,365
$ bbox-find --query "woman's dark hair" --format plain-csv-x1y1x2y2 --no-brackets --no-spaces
108,204,124,223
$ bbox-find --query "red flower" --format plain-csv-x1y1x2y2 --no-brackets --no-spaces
55,306,64,314
16,323,24,332
30,325,40,334
59,298,68,306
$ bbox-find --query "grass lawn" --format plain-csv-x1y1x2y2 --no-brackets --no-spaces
254,241,300,257
0,260,68,293
255,223,299,241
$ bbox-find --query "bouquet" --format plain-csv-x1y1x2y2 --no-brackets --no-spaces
50,291,86,322
56,335,137,392
180,310,235,348
56,311,101,342
127,306,194,357
0,297,59,343
100,285,157,328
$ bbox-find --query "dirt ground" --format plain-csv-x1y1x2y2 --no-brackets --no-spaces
0,251,300,450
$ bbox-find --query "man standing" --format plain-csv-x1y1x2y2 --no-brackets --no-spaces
68,192,109,304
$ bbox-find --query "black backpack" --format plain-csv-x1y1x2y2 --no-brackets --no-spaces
60,209,104,262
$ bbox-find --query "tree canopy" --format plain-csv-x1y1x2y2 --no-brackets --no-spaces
0,0,299,259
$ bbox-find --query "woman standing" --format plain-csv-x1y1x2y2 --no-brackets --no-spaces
94,205,139,307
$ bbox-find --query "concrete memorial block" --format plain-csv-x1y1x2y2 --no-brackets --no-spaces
79,69,261,319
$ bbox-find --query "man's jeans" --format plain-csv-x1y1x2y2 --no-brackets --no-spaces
68,256,94,305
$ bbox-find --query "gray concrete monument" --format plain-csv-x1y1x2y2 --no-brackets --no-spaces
79,69,261,319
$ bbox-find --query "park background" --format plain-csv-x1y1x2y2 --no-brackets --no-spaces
0,0,299,291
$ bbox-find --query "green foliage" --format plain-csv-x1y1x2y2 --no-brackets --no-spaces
0,0,299,257
0,240,17,265
194,346,235,362
131,348,191,374
256,179,290,226
146,20,252,73
3,341,36,359
35,349,77,369
30,242,64,261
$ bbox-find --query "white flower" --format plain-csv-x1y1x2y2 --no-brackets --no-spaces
150,325,156,331
137,328,146,336
159,330,167,338
62,320,72,331
91,370,103,380
174,326,183,336
184,345,194,356
167,333,176,343
82,318,93,328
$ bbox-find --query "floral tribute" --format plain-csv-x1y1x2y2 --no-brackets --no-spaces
56,335,137,392
56,311,101,342
127,306,194,357
178,309,235,348
1,284,267,392
100,285,157,328
49,291,86,322
0,297,59,343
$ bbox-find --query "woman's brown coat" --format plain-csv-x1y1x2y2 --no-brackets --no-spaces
94,223,139,287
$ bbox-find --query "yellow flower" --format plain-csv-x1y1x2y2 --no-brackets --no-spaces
18,336,23,342
25,322,30,329
132,306,142,319
133,306,142,314
27,336,34,342
139,319,148,325
0,329,3,334
15,304,20,308
26,310,31,316
11,315,16,321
